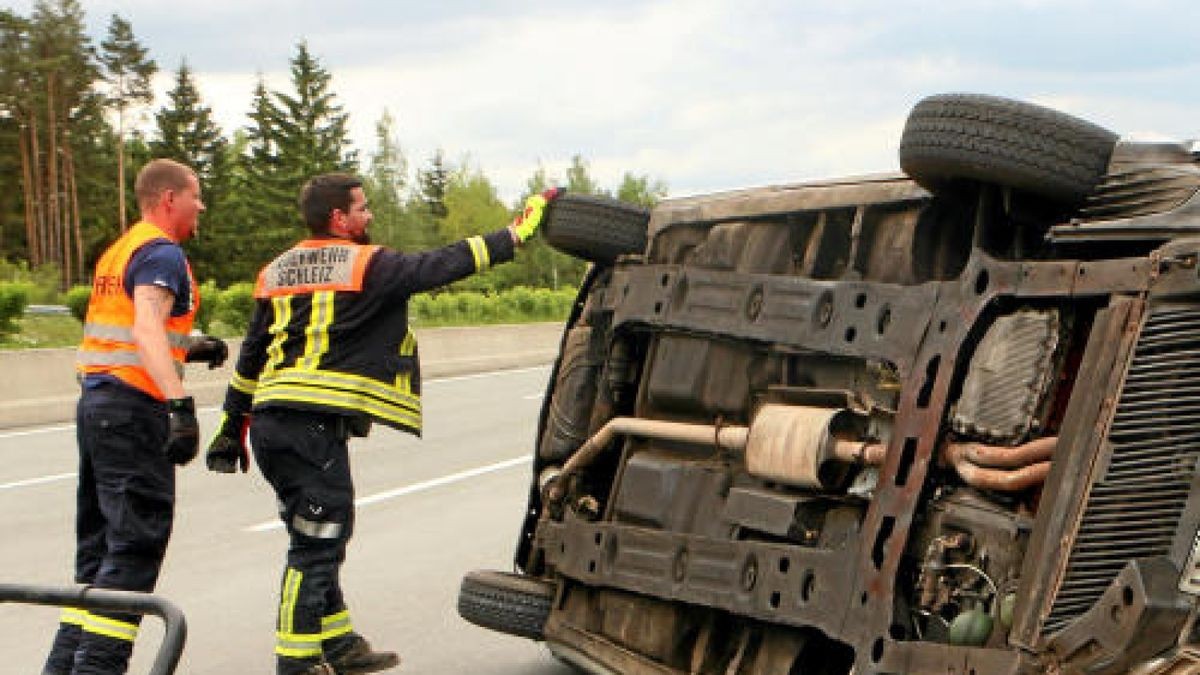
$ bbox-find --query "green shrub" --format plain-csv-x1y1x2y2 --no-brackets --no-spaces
0,282,32,334
408,286,577,327
0,259,60,304
215,283,256,333
196,280,220,333
65,285,92,323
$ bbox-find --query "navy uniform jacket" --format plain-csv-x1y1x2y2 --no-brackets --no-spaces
221,229,515,436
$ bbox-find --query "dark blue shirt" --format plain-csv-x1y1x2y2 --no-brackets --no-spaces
125,240,193,317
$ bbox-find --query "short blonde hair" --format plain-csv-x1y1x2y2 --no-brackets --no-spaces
135,159,195,212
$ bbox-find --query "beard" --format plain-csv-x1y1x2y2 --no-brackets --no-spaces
351,231,371,245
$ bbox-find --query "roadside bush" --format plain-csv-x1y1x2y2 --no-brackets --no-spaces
0,282,32,334
65,285,91,322
196,280,219,333
214,283,256,333
0,259,60,304
409,286,577,327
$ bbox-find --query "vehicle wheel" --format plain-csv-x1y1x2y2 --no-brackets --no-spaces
457,569,554,641
542,193,650,264
899,93,1118,206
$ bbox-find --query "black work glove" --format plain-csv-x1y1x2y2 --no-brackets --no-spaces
206,412,251,473
165,396,200,465
185,335,229,369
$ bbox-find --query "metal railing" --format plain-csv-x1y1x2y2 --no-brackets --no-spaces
0,583,186,675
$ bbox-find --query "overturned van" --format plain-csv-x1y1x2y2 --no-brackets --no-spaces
459,93,1200,674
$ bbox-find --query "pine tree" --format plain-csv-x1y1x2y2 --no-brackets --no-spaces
27,0,100,286
0,10,32,259
565,154,605,196
363,109,407,247
99,13,155,230
150,61,232,283
273,42,355,190
231,79,297,282
417,148,450,224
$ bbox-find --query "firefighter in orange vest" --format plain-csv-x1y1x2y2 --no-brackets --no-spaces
43,159,228,675
205,172,558,675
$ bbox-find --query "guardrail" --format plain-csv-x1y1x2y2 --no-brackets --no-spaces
0,322,565,429
0,583,186,675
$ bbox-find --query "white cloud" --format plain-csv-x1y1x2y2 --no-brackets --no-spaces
14,0,1200,204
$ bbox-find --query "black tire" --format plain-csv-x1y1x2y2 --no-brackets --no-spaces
899,93,1118,205
542,193,650,264
457,569,554,641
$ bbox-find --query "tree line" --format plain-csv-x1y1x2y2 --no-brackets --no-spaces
0,0,668,292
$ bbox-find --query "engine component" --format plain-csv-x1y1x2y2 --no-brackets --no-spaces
950,308,1063,444
941,436,1057,492
745,404,869,490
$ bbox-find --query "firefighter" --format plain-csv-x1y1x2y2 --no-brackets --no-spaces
43,158,228,675
205,172,559,675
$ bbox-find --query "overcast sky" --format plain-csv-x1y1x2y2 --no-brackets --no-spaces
13,0,1200,203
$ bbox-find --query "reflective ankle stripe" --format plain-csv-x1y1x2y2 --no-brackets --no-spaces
59,607,87,627
82,613,139,642
275,631,323,658
320,610,353,640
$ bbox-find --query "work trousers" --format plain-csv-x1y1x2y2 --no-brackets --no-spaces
44,383,173,675
251,407,361,675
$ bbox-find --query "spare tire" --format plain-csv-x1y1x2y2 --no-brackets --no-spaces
899,93,1118,206
457,569,555,641
542,193,650,264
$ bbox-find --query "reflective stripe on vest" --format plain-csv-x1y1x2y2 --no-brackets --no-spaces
77,221,197,401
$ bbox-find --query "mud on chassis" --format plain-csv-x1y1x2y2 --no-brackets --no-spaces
458,93,1200,674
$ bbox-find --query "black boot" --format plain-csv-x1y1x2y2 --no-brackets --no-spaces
327,636,400,674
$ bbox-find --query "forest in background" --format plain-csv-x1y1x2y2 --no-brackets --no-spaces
0,0,668,295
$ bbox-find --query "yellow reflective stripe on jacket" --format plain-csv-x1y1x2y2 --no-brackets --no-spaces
298,291,335,370
258,367,421,410
466,236,490,271
320,610,353,640
254,383,421,430
231,372,258,395
82,613,139,642
264,296,293,376
60,607,87,627
399,329,416,357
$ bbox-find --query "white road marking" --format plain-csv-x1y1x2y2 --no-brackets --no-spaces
244,455,531,532
0,472,77,490
0,423,76,440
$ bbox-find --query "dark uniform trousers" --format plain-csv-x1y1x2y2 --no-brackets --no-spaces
251,408,361,675
45,383,174,675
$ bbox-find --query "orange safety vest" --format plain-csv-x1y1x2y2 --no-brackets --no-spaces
76,221,198,401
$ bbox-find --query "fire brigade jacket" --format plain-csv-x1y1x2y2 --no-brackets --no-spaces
76,221,198,401
222,229,516,436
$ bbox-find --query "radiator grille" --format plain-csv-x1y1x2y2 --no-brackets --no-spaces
1078,167,1200,221
1043,306,1200,634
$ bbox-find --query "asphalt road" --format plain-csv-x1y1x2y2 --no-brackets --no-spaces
0,364,574,674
